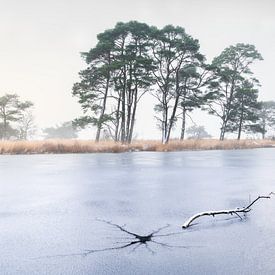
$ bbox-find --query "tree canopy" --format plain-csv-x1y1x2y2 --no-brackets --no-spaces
73,21,212,143
204,43,263,140
73,22,265,143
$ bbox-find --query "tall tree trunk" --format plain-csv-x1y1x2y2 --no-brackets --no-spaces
164,67,181,144
126,63,134,142
128,87,138,144
162,94,168,144
115,95,121,142
161,64,172,144
165,94,180,144
119,37,126,143
237,96,244,140
237,117,243,140
220,80,235,141
220,121,226,141
120,67,127,143
126,99,131,142
95,72,110,142
180,107,186,140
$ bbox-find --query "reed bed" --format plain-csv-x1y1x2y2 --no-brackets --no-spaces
0,139,274,155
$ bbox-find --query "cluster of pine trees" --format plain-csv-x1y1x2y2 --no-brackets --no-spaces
73,21,275,143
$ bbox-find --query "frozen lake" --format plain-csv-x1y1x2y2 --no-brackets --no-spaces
1,149,275,274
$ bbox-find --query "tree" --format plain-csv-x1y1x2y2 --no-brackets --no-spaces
17,109,36,140
256,101,275,139
178,64,215,140
186,125,211,139
226,80,261,139
204,44,263,140
150,25,204,144
111,21,154,143
73,21,154,143
73,28,115,142
43,121,78,139
0,93,33,140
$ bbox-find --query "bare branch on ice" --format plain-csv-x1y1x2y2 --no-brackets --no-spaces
182,192,275,229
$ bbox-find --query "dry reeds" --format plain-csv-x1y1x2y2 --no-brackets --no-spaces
0,139,274,155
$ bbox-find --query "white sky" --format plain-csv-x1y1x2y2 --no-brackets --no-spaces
0,0,274,139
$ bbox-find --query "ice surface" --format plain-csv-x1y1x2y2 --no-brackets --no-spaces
0,149,275,274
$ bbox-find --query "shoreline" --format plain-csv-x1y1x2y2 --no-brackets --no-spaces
0,139,274,155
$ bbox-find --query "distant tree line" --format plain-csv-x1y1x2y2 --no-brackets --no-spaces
43,121,78,139
72,21,275,143
0,94,78,140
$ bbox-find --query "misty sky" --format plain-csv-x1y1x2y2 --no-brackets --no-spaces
0,0,274,139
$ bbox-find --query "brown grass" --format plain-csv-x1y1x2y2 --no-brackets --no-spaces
0,139,274,155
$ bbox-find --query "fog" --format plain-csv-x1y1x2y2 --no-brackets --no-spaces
0,0,274,138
